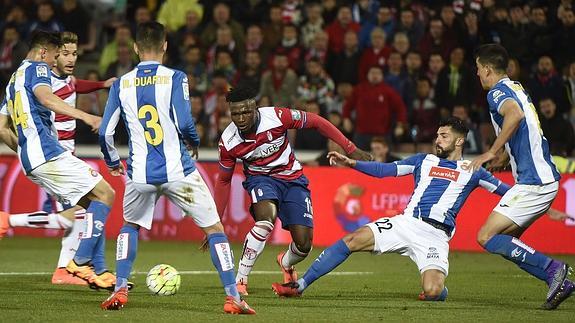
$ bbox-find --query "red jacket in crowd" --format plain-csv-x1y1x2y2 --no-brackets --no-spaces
325,21,361,54
343,81,408,135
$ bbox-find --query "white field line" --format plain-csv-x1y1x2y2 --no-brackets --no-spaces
0,270,373,276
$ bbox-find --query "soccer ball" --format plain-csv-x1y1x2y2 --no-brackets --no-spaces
146,264,181,296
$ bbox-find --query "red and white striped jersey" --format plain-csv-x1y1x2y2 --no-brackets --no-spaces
51,72,77,151
218,107,307,180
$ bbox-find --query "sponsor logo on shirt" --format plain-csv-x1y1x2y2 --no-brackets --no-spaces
429,166,460,181
492,90,504,103
290,109,301,120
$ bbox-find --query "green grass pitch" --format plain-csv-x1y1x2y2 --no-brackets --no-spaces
0,237,574,322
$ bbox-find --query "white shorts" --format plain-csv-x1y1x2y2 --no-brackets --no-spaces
123,170,220,230
494,181,559,227
28,151,102,206
367,215,450,276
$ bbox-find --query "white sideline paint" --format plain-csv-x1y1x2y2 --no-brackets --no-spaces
0,270,373,276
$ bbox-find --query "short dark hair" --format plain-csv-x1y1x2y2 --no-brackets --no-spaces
226,83,258,103
29,30,61,49
439,117,469,137
136,21,166,52
475,43,509,73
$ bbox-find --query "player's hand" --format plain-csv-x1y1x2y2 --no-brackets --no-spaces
547,208,575,221
349,148,373,161
84,114,102,133
463,151,496,172
327,151,357,167
186,143,199,159
487,149,510,172
104,77,118,88
109,162,126,177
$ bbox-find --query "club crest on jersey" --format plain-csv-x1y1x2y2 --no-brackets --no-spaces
266,131,273,141
36,65,48,78
429,166,460,181
290,109,301,120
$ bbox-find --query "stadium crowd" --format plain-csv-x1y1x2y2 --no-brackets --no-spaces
0,0,574,161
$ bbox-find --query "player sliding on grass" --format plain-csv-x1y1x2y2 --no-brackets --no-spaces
0,31,117,286
0,31,116,290
98,22,254,314
272,117,512,301
468,43,573,310
215,84,372,296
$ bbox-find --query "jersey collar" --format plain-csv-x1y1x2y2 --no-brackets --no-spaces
137,60,161,66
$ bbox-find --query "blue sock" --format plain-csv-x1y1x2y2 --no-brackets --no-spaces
421,287,448,301
208,232,240,301
74,201,110,265
92,229,107,275
115,225,139,291
484,234,552,281
297,239,351,293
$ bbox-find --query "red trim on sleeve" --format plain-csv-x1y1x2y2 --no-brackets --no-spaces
304,113,356,154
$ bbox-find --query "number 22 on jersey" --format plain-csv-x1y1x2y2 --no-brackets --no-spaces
138,104,164,146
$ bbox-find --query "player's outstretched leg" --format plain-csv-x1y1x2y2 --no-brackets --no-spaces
2,210,74,231
202,223,255,314
236,219,274,295
101,224,138,310
418,269,448,301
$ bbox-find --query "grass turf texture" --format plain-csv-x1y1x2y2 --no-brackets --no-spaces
1,237,574,322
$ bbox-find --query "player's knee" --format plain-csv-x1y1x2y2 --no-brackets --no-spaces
476,231,493,248
342,233,362,252
293,239,312,254
423,282,444,298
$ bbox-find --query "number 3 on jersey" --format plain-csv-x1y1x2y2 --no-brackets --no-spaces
8,92,28,130
138,104,163,146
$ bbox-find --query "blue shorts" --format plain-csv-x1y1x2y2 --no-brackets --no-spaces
243,175,313,230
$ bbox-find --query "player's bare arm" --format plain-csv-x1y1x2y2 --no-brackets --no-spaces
34,85,101,131
466,100,524,172
0,114,18,151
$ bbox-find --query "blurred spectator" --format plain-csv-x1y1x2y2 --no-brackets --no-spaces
411,77,438,143
0,24,27,86
462,11,480,64
244,24,269,63
276,23,303,72
301,2,324,49
311,139,344,166
104,44,136,80
175,9,202,45
297,57,335,109
204,70,231,145
439,4,463,48
419,17,455,61
295,101,327,150
452,105,482,154
351,0,379,25
77,69,106,115
370,136,400,162
321,0,339,25
325,6,360,54
190,91,208,128
343,65,407,150
384,51,408,103
539,97,575,156
396,9,424,49
281,0,303,25
58,0,94,53
236,50,263,90
2,6,31,40
259,52,298,106
391,32,410,57
358,5,395,49
327,30,360,85
130,6,152,39
201,3,245,51
506,57,524,83
425,52,445,95
528,55,569,115
404,51,422,110
327,82,353,115
358,27,390,82
555,7,575,69
98,24,134,76
527,5,554,63
206,25,240,73
435,47,475,112
212,48,237,84
262,4,283,50
157,0,203,33
233,0,271,27
564,61,575,118
181,45,208,93
304,30,329,66
29,1,64,34
498,2,530,65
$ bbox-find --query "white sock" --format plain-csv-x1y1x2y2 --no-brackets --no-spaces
236,220,274,284
57,211,86,268
281,242,310,268
8,211,73,230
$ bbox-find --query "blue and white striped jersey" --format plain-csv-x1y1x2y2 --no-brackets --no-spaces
1,60,65,174
99,61,199,184
487,77,560,185
391,154,507,231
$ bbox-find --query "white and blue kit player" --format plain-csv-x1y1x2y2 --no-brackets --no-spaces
0,31,116,289
98,22,255,314
472,44,572,310
272,118,508,301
